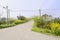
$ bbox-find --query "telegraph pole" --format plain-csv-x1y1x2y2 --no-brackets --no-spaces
6,6,10,24
39,9,41,16
39,9,42,24
0,14,1,19
0,5,10,24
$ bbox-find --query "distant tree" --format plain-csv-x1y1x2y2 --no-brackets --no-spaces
0,17,6,24
53,18,60,23
1,17,6,21
42,14,52,21
17,16,26,20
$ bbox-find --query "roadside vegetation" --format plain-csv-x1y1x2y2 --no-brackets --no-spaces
0,16,30,29
32,14,60,36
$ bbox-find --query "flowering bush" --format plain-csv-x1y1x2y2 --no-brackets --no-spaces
13,20,25,24
50,23,60,35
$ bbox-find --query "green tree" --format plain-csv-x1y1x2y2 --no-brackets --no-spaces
17,16,26,20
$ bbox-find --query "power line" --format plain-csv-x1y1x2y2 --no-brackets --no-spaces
10,10,38,12
41,9,60,11
9,9,60,13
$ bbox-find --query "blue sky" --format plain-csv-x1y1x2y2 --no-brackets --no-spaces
0,0,60,18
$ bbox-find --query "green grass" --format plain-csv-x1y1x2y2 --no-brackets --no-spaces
0,24,16,29
32,23,51,33
0,20,30,29
32,23,60,36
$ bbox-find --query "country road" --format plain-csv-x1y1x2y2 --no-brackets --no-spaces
0,21,60,40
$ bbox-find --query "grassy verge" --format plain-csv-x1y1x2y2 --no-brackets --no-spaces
0,20,30,29
32,23,60,36
32,23,51,33
0,24,16,29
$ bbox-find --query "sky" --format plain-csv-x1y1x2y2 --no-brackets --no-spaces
0,0,60,18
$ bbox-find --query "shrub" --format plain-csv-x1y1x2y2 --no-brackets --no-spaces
9,18,16,24
33,16,46,28
50,23,60,35
53,18,60,23
32,23,51,33
13,20,25,24
0,20,6,25
32,15,60,36
0,23,16,29
17,16,26,20
53,28,60,35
